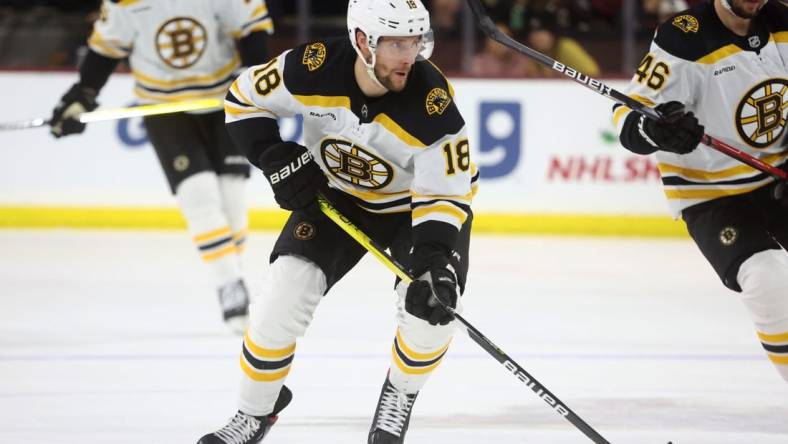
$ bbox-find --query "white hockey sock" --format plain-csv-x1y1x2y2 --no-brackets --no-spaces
175,172,242,287
387,282,457,394
218,174,249,254
238,256,326,415
737,249,788,383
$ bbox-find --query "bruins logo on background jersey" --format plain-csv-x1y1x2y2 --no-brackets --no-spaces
735,79,788,149
426,88,451,116
302,43,327,71
672,15,699,34
156,17,207,69
320,139,393,189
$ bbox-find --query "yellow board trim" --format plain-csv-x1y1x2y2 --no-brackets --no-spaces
696,44,742,64
244,333,296,359
0,206,689,237
759,331,788,344
240,356,292,381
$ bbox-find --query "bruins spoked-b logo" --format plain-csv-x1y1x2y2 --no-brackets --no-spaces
426,88,451,116
719,226,739,247
672,15,699,33
293,222,317,241
156,17,207,69
736,79,788,149
302,42,327,72
320,139,393,189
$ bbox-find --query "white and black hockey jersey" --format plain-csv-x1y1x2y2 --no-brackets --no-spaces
226,38,478,233
89,0,274,103
613,2,788,217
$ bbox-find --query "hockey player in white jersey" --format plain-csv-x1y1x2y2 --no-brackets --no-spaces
48,0,275,334
198,0,478,442
614,0,788,382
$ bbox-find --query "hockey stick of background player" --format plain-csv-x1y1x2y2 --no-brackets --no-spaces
0,98,222,132
464,0,788,183
317,195,612,444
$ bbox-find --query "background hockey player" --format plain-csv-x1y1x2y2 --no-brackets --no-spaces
48,0,275,334
199,0,478,442
613,0,788,382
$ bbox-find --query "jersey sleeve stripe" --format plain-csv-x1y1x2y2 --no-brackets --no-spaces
759,331,788,343
292,94,351,110
663,182,767,200
224,101,276,119
88,30,130,58
230,80,257,108
774,31,788,43
412,203,468,227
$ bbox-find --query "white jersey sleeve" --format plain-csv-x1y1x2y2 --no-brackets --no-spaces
88,1,134,59
225,52,303,121
218,0,274,39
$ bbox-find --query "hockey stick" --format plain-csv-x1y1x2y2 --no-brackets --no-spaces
464,0,788,182
317,195,612,444
0,98,222,132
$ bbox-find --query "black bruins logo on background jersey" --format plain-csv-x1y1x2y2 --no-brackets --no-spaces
302,42,326,72
736,78,788,149
320,139,393,189
426,87,451,116
672,15,699,34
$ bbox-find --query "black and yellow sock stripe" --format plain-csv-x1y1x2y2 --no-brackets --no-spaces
240,332,296,382
759,331,788,366
391,329,451,375
193,226,236,262
233,228,248,254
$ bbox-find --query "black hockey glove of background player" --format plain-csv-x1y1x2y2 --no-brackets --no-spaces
50,83,98,138
405,243,459,326
639,101,704,155
259,141,327,216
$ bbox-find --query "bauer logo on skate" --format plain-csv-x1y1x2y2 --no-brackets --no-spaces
320,138,393,189
504,361,570,417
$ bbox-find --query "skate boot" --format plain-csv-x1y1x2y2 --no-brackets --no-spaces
368,377,419,444
218,279,250,335
198,385,292,444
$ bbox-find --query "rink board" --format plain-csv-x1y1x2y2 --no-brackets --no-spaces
0,72,683,235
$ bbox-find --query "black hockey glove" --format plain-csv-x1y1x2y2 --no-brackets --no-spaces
50,83,98,138
405,244,459,326
639,101,704,155
258,141,326,216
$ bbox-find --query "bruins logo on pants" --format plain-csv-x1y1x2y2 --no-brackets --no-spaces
320,139,393,189
155,17,207,69
736,79,787,149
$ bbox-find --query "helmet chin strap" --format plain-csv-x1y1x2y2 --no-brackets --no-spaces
362,49,388,91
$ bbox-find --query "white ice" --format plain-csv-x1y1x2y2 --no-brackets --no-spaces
0,230,786,444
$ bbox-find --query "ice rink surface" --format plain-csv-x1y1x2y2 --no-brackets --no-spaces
0,230,786,444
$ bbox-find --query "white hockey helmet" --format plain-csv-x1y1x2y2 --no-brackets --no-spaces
347,0,434,88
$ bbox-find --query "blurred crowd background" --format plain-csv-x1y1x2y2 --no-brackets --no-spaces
0,0,702,76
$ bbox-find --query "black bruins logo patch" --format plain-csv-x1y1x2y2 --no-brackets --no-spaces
320,139,393,189
155,17,207,69
294,221,316,241
719,226,738,247
735,79,788,149
302,43,327,72
426,88,451,116
672,15,699,34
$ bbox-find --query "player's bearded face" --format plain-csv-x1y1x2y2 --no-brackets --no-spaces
728,0,767,18
374,36,421,92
